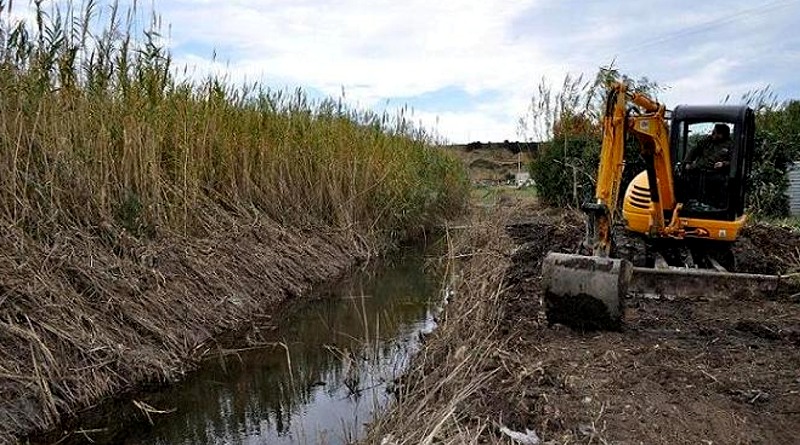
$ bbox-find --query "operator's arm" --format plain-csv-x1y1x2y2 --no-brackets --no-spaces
712,140,733,170
684,137,710,170
684,144,701,165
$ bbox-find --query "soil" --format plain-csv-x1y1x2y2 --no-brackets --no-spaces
366,206,800,444
499,211,800,444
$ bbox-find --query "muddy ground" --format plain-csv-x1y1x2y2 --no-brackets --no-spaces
0,218,371,444
366,206,800,444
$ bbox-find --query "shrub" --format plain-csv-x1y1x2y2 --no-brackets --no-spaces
529,134,600,207
522,69,656,209
748,100,800,217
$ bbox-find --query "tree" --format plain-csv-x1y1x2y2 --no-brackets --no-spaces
520,68,658,208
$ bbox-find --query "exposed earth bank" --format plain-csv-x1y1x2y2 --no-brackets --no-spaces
365,204,800,444
0,219,371,444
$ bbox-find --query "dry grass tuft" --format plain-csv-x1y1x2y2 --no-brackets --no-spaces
363,207,518,444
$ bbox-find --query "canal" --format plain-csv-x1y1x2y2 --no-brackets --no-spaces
87,245,442,445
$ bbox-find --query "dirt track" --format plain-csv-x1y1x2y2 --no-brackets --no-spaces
366,205,800,444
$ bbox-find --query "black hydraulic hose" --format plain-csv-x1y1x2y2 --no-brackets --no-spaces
605,89,617,118
644,149,661,205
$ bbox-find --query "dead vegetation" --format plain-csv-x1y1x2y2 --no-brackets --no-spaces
0,218,370,444
363,208,515,444
366,204,800,444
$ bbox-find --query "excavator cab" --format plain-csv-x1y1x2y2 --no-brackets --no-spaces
671,105,755,222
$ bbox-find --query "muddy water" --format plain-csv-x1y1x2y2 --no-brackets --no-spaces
115,246,440,445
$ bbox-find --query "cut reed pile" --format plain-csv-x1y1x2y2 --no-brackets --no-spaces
0,1,467,442
1,218,365,443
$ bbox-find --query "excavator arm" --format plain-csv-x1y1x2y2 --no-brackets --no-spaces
586,82,676,257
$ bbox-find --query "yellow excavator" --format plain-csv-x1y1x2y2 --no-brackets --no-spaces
542,81,779,329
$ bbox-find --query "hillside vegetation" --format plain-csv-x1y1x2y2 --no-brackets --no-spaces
442,142,536,185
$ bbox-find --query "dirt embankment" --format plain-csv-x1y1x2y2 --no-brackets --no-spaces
366,207,800,444
442,144,534,184
0,219,370,444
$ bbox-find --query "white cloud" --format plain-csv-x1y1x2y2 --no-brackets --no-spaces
165,0,549,99
158,0,564,142
413,94,529,143
9,0,800,142
662,58,749,105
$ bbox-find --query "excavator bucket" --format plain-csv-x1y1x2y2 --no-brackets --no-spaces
542,253,632,330
542,252,781,331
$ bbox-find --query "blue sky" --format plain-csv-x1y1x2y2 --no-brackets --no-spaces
13,0,800,142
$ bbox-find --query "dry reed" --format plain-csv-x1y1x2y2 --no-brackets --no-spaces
0,1,468,442
363,206,517,444
0,0,467,239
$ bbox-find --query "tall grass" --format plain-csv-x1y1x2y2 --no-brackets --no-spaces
0,0,468,240
520,69,660,208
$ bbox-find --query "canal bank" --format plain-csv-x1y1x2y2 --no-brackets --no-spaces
0,3,470,443
34,243,442,445
363,204,800,444
1,218,379,444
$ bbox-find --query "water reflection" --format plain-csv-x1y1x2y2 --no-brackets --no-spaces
123,247,438,445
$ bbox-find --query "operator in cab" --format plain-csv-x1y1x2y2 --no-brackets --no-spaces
684,123,733,173
683,123,733,209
